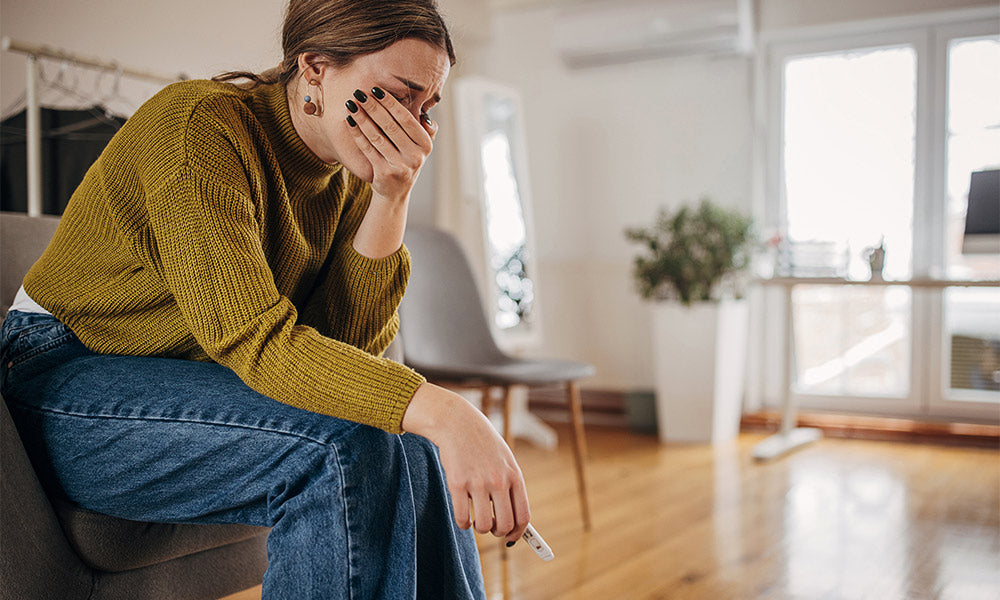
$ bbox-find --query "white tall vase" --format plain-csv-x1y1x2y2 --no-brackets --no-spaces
651,298,749,444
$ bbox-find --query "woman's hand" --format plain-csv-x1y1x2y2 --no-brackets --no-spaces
402,382,531,544
346,88,436,259
346,87,436,202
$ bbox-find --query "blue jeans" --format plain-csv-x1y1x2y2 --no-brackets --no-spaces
1,310,485,600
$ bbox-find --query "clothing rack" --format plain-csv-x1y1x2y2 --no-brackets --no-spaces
2,37,185,216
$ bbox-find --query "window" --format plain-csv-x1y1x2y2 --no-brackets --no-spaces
941,36,1000,402
762,11,1000,421
782,44,916,400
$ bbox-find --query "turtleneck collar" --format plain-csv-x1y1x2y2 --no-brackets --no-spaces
252,82,341,190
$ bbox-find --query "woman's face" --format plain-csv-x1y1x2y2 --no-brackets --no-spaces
292,38,450,182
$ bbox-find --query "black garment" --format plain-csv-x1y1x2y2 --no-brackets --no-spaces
1,106,125,215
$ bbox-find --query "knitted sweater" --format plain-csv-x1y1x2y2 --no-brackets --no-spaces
23,79,426,433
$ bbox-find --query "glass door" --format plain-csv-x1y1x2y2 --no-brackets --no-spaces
929,25,1000,420
776,33,920,414
766,15,999,422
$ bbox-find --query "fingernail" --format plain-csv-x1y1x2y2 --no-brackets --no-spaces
353,89,367,103
345,99,358,113
421,112,431,124
506,541,516,548
371,86,385,100
346,115,357,127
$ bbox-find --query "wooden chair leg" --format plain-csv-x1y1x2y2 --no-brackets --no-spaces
480,384,493,417
566,380,592,530
502,385,514,447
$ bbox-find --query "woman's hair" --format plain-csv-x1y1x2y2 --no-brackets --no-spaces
214,0,456,87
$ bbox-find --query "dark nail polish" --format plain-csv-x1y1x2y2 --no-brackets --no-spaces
345,99,358,113
506,541,516,548
346,115,357,127
371,86,385,100
421,112,431,124
353,89,367,103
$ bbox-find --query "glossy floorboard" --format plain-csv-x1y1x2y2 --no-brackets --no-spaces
221,427,999,600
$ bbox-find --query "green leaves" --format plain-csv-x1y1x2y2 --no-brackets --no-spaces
625,198,754,305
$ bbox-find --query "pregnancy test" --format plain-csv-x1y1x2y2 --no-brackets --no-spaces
522,523,554,561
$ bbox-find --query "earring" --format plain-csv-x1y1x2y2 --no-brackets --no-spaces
303,79,321,116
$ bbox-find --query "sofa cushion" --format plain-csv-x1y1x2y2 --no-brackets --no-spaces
1,211,61,314
55,502,269,573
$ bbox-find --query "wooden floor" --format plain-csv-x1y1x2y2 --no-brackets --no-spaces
222,425,1000,600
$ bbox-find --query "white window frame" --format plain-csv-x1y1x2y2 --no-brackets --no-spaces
926,19,1000,421
754,6,1000,422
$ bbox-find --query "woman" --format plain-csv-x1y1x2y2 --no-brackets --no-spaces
0,0,530,598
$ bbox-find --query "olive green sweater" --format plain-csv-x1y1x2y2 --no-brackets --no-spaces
23,79,426,433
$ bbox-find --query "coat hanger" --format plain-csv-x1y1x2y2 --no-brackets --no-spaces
33,59,124,134
94,65,134,119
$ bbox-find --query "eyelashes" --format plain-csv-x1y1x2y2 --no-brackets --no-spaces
382,88,435,118
386,90,411,105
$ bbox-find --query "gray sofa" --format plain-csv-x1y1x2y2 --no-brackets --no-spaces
1,212,270,600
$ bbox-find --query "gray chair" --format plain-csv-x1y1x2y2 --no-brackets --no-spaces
1,211,269,600
399,225,595,530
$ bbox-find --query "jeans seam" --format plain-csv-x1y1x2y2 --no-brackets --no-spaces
6,400,354,447
5,330,75,368
328,441,355,600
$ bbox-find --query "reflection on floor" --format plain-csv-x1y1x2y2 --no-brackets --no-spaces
477,427,999,600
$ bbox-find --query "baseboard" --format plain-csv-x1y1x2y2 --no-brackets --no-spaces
527,387,627,428
528,388,1000,446
742,410,999,447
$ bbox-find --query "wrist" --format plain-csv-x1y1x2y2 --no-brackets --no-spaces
402,383,470,440
352,196,409,259
370,189,410,207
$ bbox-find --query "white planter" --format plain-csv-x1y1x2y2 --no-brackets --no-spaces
651,298,749,444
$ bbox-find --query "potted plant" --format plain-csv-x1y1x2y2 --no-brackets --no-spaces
625,198,755,444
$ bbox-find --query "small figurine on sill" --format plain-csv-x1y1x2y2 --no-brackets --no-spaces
865,238,886,280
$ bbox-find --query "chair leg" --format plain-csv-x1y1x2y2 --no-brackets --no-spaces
566,380,592,531
480,384,493,417
502,385,514,447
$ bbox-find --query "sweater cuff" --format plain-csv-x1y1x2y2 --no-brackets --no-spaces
342,241,409,274
377,357,427,434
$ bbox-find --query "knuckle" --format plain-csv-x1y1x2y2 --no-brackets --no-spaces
495,514,514,534
406,155,424,172
519,509,531,527
382,119,402,137
470,479,490,495
486,473,507,490
385,169,408,185
463,481,481,497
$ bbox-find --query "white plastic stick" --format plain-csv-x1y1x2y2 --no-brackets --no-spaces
522,524,554,561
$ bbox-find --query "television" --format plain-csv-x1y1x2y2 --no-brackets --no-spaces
962,169,1000,254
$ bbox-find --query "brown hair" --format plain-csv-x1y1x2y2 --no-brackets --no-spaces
215,0,456,87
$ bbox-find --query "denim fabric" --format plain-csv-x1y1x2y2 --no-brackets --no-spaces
1,310,484,600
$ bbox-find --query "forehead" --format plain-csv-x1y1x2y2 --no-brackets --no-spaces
353,38,450,98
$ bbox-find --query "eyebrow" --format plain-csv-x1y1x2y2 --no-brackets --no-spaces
393,75,441,104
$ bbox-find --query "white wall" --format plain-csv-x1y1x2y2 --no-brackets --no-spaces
758,0,996,29
471,5,754,389
0,0,284,113
457,2,754,390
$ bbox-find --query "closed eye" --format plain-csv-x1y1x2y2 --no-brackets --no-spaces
387,89,415,110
